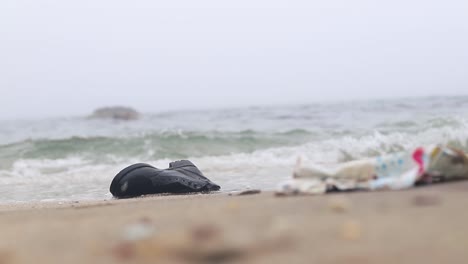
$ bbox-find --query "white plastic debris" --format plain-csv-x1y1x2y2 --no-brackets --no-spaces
277,145,468,195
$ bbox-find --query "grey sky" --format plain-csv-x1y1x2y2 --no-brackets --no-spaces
1,0,467,119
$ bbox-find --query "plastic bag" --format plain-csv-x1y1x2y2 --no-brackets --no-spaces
277,145,468,195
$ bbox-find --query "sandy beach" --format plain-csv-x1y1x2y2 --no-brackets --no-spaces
2,1,467,263
0,182,467,264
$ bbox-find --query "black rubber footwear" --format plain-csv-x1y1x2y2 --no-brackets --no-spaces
110,160,220,198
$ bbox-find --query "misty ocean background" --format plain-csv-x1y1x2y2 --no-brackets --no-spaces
1,96,468,202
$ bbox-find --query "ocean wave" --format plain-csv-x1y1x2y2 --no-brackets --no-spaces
0,129,318,168
0,122,467,202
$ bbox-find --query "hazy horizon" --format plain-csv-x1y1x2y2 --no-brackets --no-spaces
1,0,467,120
0,93,466,122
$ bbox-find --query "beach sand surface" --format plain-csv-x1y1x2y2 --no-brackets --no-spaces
0,182,468,264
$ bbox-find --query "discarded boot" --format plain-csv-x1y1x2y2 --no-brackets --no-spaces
110,160,220,198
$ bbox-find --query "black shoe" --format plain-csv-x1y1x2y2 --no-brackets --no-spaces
110,160,220,198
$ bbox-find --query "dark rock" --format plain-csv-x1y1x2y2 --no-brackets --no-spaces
90,106,140,121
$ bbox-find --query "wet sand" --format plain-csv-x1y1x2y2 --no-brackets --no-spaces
0,182,467,264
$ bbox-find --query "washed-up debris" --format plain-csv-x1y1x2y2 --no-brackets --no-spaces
110,160,220,198
277,145,468,195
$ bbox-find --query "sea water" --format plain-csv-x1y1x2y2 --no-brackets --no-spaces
1,96,467,202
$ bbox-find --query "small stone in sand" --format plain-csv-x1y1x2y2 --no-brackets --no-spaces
122,219,155,241
412,195,442,207
191,224,221,243
340,220,361,241
236,189,262,196
328,197,352,213
0,250,13,264
112,242,135,260
226,201,240,211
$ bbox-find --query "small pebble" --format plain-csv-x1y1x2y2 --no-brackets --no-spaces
0,250,13,264
122,219,155,241
191,224,221,242
226,201,240,210
237,189,262,196
412,195,441,207
340,220,361,241
112,242,135,260
328,197,351,213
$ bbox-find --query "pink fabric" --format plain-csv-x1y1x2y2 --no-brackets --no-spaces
412,148,425,175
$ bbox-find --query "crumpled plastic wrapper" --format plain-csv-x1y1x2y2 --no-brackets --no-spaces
277,145,468,195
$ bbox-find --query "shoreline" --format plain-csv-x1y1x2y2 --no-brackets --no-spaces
1,182,468,263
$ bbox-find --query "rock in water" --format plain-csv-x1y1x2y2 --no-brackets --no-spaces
90,106,140,121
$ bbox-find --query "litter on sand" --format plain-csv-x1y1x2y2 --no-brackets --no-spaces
277,145,468,195
110,160,220,198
